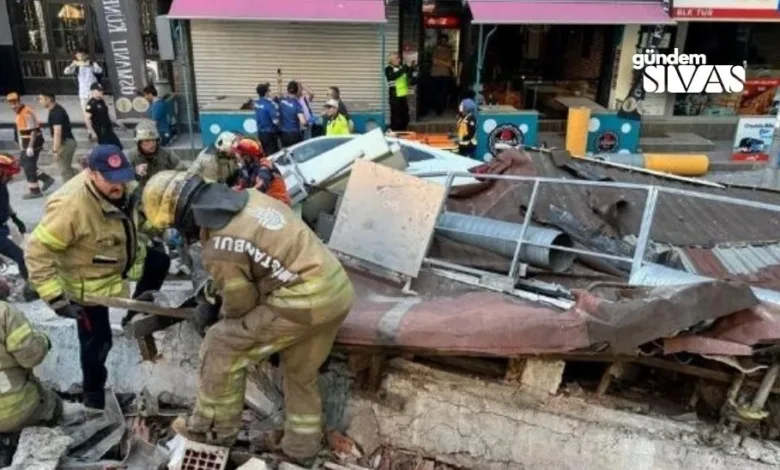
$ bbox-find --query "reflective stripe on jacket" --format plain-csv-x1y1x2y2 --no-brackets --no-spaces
15,105,43,149
326,114,351,137
0,302,50,432
25,171,145,304
200,191,353,324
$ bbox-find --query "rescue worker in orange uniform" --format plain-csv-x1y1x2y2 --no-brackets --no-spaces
230,137,291,206
142,170,353,466
6,93,55,199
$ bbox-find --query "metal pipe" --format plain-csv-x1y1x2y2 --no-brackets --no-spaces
752,364,780,409
631,186,658,277
436,212,576,273
380,22,386,126
174,20,195,155
509,180,539,278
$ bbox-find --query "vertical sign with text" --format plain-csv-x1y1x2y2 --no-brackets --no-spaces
91,0,149,119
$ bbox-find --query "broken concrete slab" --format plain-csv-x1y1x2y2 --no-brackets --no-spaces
237,458,269,470
349,359,780,470
16,300,202,404
120,435,170,470
518,358,566,395
2,426,73,470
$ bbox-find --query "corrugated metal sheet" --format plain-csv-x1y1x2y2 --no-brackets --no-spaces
191,19,387,108
448,150,780,247
679,243,780,292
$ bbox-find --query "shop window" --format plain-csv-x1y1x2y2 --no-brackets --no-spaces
11,0,49,53
20,59,53,78
49,2,87,55
139,0,160,56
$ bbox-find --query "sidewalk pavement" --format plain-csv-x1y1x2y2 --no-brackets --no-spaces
0,94,108,126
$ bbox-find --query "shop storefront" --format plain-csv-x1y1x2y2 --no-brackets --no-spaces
464,0,673,159
0,0,167,96
167,0,396,145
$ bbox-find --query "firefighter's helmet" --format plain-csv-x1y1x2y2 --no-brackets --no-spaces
233,138,264,159
0,154,21,178
215,131,238,154
135,119,160,141
142,170,196,229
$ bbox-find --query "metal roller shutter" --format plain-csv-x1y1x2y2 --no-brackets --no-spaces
384,1,401,121
191,20,387,110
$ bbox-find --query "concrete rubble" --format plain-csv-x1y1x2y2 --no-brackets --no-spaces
6,143,780,469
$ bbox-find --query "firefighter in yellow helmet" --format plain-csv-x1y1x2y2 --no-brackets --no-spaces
0,302,61,437
142,171,353,465
25,145,170,412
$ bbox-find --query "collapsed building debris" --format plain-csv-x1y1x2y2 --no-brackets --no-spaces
11,140,780,468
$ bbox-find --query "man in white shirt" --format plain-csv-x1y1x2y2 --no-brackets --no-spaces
63,48,103,140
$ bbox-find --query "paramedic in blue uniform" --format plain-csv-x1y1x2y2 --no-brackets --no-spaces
254,82,280,156
279,81,306,149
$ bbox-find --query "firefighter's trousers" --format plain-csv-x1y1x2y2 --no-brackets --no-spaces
190,302,349,460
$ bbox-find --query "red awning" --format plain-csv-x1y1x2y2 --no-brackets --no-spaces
468,0,674,25
168,0,387,23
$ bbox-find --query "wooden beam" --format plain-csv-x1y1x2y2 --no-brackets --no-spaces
124,315,183,339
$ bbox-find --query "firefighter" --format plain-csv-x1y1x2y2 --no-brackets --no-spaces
142,171,354,465
456,98,477,159
231,137,291,206
25,145,169,412
0,154,39,301
127,119,186,191
0,301,61,434
6,93,55,199
188,131,240,185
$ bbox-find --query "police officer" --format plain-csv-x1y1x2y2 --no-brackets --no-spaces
0,302,61,439
279,81,306,148
25,145,169,412
456,98,477,159
384,53,416,131
142,171,353,466
254,83,280,156
85,83,125,149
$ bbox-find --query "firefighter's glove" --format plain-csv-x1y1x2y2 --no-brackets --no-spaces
191,299,220,337
10,214,26,234
55,302,84,321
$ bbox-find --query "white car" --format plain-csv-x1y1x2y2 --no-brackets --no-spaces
267,135,484,187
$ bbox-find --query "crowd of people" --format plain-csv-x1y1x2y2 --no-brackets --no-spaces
0,86,348,467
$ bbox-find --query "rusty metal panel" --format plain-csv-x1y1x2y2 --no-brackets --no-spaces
680,244,780,292
329,160,446,278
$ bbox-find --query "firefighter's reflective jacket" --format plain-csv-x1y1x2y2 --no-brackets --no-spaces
0,302,50,432
200,190,353,324
25,171,146,304
188,150,239,185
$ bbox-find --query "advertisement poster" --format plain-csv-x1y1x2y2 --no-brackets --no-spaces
731,117,775,162
737,79,780,116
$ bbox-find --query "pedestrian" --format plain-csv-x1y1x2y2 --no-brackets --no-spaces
324,99,351,136
6,92,55,199
63,47,102,140
279,81,306,148
142,170,354,466
188,131,241,184
0,301,61,437
430,34,455,116
0,154,39,301
127,119,186,191
231,137,291,205
385,53,415,131
142,85,173,146
85,83,125,149
39,93,78,182
25,145,170,413
297,81,316,140
456,98,477,159
254,82,280,156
